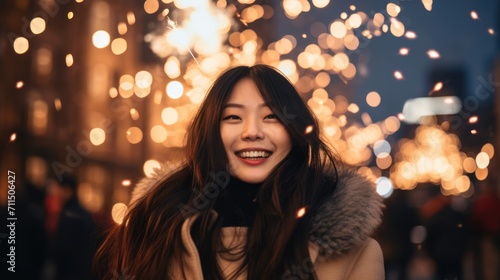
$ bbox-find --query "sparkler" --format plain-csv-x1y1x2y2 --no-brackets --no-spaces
165,16,203,71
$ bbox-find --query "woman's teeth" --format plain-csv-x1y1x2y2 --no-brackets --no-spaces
237,151,271,159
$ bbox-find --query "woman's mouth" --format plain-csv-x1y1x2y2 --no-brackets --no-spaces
235,150,272,160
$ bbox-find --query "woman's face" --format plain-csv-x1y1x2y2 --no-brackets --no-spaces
220,78,292,184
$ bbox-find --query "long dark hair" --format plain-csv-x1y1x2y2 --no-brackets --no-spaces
94,65,339,279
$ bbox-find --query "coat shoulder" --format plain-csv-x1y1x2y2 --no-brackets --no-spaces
309,168,384,258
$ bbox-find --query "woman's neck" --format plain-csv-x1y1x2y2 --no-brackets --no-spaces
213,176,262,227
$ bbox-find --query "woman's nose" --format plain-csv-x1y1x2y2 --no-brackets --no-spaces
241,118,264,140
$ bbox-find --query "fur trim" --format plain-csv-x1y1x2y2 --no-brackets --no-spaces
129,163,383,258
129,161,181,206
309,168,383,258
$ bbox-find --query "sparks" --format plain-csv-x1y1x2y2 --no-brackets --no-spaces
470,11,479,20
468,116,478,124
9,133,17,142
399,48,409,55
394,71,404,80
16,81,24,89
405,31,417,39
165,16,202,71
54,98,62,111
433,82,443,92
427,49,440,59
488,28,495,35
444,97,454,104
122,180,131,187
305,125,314,134
471,129,477,135
296,207,307,218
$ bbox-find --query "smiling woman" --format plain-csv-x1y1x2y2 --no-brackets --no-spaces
220,77,292,183
94,64,385,279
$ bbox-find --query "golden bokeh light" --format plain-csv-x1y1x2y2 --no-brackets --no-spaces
330,21,347,38
143,159,161,177
13,37,29,54
90,128,106,146
144,0,159,14
30,17,46,35
135,71,153,89
166,81,184,99
386,3,401,17
111,203,128,224
427,49,440,59
126,127,143,144
118,22,128,35
65,54,74,67
475,152,490,169
151,125,168,143
390,18,405,37
92,30,111,48
481,143,495,159
111,38,127,55
161,107,179,125
399,48,409,55
366,91,381,107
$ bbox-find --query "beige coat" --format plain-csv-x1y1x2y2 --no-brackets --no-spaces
131,165,385,279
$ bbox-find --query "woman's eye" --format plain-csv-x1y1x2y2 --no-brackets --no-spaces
223,115,240,120
265,114,277,119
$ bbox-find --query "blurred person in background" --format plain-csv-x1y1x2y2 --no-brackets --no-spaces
472,176,500,280
51,175,97,280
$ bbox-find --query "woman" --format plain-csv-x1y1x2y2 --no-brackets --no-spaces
94,65,384,279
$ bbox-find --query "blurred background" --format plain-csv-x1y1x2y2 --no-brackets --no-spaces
0,0,499,279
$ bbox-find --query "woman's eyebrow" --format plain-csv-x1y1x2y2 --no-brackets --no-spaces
223,102,269,108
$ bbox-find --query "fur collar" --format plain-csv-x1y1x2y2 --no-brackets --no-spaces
129,163,383,258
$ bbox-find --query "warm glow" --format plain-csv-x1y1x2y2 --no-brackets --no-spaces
9,133,16,142
16,81,24,89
